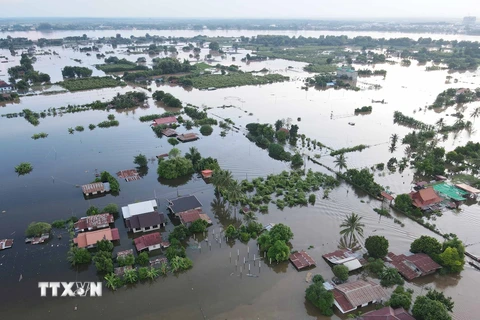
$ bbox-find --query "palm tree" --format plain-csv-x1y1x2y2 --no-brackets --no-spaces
390,133,398,145
104,273,119,290
339,213,365,246
436,117,445,129
211,169,233,193
243,210,257,223
123,268,138,284
338,234,361,251
146,267,159,280
185,147,201,169
226,180,244,218
334,154,347,172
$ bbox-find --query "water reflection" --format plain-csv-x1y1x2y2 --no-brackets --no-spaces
210,196,241,229
157,174,193,187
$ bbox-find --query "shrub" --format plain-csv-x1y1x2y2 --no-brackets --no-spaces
200,125,213,136
89,124,96,130
312,274,324,284
189,219,208,233
67,247,92,266
96,239,114,252
117,254,135,267
308,194,316,205
86,205,100,216
134,154,148,167
410,236,442,256
380,267,404,287
365,235,389,259
52,220,66,228
168,137,179,146
93,250,113,273
102,203,119,214
15,162,33,175
75,126,84,132
136,252,150,266
267,240,290,262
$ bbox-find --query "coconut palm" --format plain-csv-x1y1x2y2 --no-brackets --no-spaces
339,213,365,245
338,234,361,251
185,147,202,169
390,133,398,145
243,210,257,223
123,268,138,284
436,117,445,129
104,273,120,290
334,154,347,172
226,180,245,218
211,169,233,193
146,267,159,280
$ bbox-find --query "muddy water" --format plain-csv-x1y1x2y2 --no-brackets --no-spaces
0,36,479,320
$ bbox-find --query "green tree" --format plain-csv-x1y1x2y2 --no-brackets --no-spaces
157,156,194,179
366,258,385,276
388,286,413,310
291,153,304,167
426,289,454,312
93,251,114,273
136,252,150,266
117,254,135,267
170,256,193,272
189,219,208,233
412,295,452,320
275,130,288,143
410,236,442,256
305,282,334,316
86,206,100,216
25,222,51,237
225,225,237,239
269,223,294,243
339,213,364,245
439,247,464,273
123,268,138,284
333,265,349,281
15,162,33,175
168,137,179,146
168,225,189,242
168,147,181,159
380,267,404,287
267,240,290,262
67,247,92,266
96,239,114,252
226,179,244,217
365,235,389,259
274,119,284,131
312,274,324,283
102,203,118,214
209,41,220,51
146,267,160,280
200,125,213,136
134,154,148,167
211,169,233,193
334,154,347,172
185,147,202,169
104,273,122,290
138,267,149,280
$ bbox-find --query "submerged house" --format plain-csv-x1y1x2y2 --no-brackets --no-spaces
357,306,415,320
386,252,441,280
289,251,316,270
134,233,163,252
336,66,358,82
81,182,110,196
0,239,14,250
74,213,114,232
322,249,366,271
177,133,199,142
168,195,202,216
152,116,177,127
332,280,388,314
408,187,443,210
178,209,212,227
73,228,120,249
122,200,165,233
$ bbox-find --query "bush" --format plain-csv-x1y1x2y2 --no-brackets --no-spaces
200,125,213,136
380,267,404,287
308,194,316,205
333,265,349,282
157,156,194,179
15,162,33,175
93,250,114,273
117,254,135,267
67,247,92,266
365,235,389,259
75,126,84,132
312,274,324,284
52,220,66,228
135,252,150,266
388,286,413,310
170,256,193,272
268,143,292,161
86,206,100,216
366,258,385,276
89,124,96,130
291,153,304,167
168,137,179,146
25,222,51,237
134,154,148,167
96,239,114,252
267,240,290,262
240,232,251,242
102,203,119,214
305,282,334,316
168,225,189,242
107,114,115,120
412,295,452,320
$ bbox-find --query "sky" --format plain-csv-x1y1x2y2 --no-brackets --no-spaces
0,0,478,19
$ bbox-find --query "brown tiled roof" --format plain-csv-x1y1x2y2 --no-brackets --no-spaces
381,191,394,201
153,116,177,126
178,209,202,224
359,306,415,320
387,252,441,280
74,213,114,230
161,128,177,137
177,133,198,142
289,251,316,270
134,233,162,251
74,228,119,248
409,187,443,208
116,169,139,179
81,182,105,194
334,280,388,311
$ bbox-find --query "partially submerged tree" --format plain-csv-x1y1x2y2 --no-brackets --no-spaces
25,222,51,237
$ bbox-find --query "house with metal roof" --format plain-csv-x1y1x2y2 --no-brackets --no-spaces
81,182,110,196
74,213,114,232
168,195,202,215
122,200,165,233
385,252,441,281
332,280,388,314
289,251,316,270
134,233,162,252
323,249,366,271
357,306,415,320
73,228,120,248
122,200,158,219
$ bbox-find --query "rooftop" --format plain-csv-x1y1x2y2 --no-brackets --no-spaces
168,195,202,214
380,191,394,201
358,306,415,320
161,128,177,137
409,187,443,208
289,251,316,270
455,183,480,194
126,211,165,229
0,239,14,250
387,252,441,280
73,228,120,248
153,116,177,126
333,280,388,313
122,200,158,219
178,209,203,224
81,182,105,194
433,183,467,201
177,133,199,142
74,213,114,230
116,169,141,182
134,233,162,251
323,249,364,264
117,249,133,259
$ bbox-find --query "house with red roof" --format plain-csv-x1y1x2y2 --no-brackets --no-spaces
73,228,120,248
74,213,114,232
152,116,177,127
332,280,388,314
408,187,443,209
134,233,162,252
0,80,13,93
290,251,316,270
386,252,441,280
356,306,415,320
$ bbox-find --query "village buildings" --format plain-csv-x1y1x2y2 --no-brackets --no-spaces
122,200,166,233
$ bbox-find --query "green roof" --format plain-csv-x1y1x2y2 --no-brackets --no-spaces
433,183,468,201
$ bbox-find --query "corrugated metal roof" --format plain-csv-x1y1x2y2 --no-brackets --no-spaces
289,251,316,270
81,182,105,194
335,280,388,309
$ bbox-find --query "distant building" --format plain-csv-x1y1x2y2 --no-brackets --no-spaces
0,80,13,93
336,66,358,82
463,16,476,26
0,239,14,250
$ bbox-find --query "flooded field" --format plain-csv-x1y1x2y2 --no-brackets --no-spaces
1,30,480,320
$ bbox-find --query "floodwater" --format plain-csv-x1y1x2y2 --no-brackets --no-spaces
0,32,480,320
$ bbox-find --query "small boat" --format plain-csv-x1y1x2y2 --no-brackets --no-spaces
348,122,355,126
